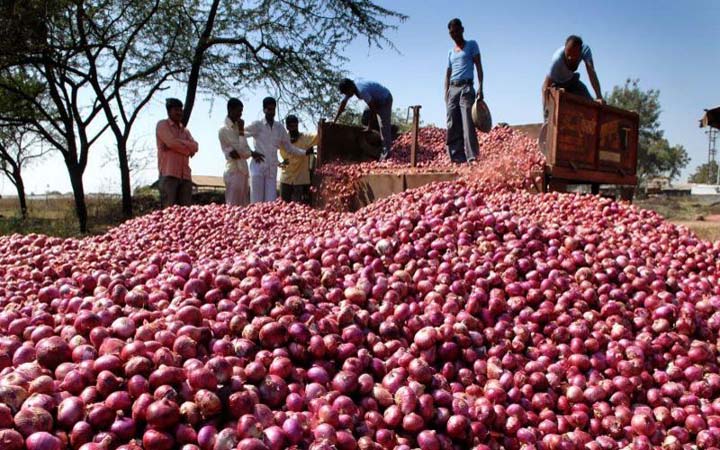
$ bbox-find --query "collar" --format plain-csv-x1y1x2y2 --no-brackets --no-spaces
225,116,238,131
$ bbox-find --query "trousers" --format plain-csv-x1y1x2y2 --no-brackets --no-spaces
446,83,479,163
224,171,249,206
159,176,192,208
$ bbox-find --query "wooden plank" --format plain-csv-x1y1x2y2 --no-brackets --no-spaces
404,172,458,190
597,108,639,174
352,174,405,210
553,91,597,169
547,165,637,185
545,89,639,185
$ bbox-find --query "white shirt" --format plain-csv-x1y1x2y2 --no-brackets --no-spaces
244,119,306,176
218,117,252,176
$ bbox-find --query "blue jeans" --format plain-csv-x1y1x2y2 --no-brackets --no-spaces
446,83,479,163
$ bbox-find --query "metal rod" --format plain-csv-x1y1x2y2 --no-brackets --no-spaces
410,105,421,168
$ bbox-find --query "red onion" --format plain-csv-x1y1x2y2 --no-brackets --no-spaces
194,389,222,418
0,429,24,450
56,397,84,429
143,429,175,450
146,398,181,430
70,422,93,449
35,337,71,370
14,407,53,437
25,431,62,450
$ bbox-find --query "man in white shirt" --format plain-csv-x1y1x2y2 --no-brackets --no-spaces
218,98,265,206
240,97,313,203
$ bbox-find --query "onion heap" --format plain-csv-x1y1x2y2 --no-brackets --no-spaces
315,126,546,211
0,125,719,450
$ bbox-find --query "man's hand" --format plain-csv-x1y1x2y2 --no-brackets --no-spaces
476,90,484,101
250,151,265,163
596,98,606,105
279,160,289,168
236,118,245,135
229,150,240,160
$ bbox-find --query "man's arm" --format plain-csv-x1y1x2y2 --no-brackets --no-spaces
157,121,195,156
333,95,351,123
542,76,552,105
219,128,253,160
280,128,313,156
445,68,451,101
585,61,603,103
242,120,260,138
473,53,484,100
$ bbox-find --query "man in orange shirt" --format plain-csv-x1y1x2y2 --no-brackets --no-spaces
156,98,198,207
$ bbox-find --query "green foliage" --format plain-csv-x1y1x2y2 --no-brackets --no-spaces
607,79,689,183
336,105,417,133
689,161,719,184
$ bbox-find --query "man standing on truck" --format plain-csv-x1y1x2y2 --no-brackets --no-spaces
156,98,198,208
279,114,317,205
445,18,484,164
333,78,394,161
240,97,314,203
542,35,604,111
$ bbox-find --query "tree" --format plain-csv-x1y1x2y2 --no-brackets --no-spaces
337,104,417,133
0,126,46,218
607,79,689,184
175,1,407,125
689,161,719,185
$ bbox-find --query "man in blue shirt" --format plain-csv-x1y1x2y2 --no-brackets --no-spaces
333,78,394,160
542,35,604,110
445,18,484,164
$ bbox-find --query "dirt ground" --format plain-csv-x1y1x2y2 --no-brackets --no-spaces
634,195,720,242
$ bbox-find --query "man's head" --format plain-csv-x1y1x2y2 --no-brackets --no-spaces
263,97,277,121
448,18,464,43
165,98,183,124
285,114,300,141
563,35,584,68
227,98,243,122
338,78,356,97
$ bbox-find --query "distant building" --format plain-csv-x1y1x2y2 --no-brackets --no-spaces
690,184,720,196
645,176,671,193
149,175,225,193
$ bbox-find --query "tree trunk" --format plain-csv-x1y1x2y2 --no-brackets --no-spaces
67,164,88,233
182,0,221,125
117,140,133,218
12,168,28,219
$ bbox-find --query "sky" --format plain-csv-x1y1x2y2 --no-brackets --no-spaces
2,0,719,196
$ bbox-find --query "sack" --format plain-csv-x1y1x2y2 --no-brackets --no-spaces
471,99,492,132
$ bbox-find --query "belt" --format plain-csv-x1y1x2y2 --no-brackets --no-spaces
450,79,473,87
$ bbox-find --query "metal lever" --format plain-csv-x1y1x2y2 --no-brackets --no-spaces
409,105,422,168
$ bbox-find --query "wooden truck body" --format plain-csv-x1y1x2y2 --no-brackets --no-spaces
542,89,639,191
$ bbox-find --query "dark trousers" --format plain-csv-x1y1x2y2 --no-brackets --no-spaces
553,73,592,99
544,73,593,120
446,83,479,163
280,183,310,205
159,176,192,208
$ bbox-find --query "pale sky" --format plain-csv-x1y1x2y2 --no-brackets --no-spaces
2,0,718,196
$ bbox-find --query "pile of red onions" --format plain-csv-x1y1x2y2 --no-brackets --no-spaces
315,126,546,211
0,125,720,450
